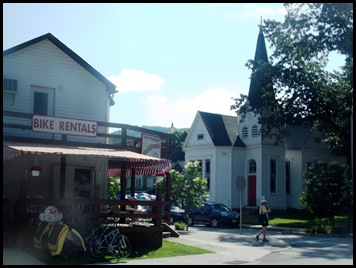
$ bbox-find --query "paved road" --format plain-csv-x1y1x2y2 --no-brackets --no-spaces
101,225,353,265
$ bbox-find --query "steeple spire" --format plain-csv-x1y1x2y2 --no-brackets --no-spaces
170,122,175,134
259,16,263,32
247,19,269,108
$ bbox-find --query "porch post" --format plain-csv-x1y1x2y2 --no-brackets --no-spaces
164,171,171,222
20,179,26,198
153,186,162,227
130,168,136,198
93,185,100,227
59,156,66,198
120,161,127,207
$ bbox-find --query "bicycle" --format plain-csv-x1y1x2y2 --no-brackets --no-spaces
86,218,131,259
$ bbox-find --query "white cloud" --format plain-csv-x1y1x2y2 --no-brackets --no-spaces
108,69,165,93
108,70,238,128
142,87,237,128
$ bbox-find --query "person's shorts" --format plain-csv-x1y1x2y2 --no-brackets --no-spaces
260,215,269,227
261,219,269,227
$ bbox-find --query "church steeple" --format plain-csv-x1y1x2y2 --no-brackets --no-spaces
169,122,175,134
247,18,270,108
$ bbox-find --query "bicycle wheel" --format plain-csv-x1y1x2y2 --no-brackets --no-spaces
88,235,106,258
118,234,131,258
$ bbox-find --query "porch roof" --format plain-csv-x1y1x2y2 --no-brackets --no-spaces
3,141,171,176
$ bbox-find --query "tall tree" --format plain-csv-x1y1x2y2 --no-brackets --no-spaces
299,160,352,232
171,129,188,162
231,3,353,163
172,161,208,231
158,161,208,230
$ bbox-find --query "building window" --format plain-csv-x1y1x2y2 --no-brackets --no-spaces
270,159,276,193
190,159,208,189
307,161,313,169
205,159,210,190
3,78,18,93
34,92,48,115
242,126,248,138
286,161,291,194
251,124,259,137
248,159,256,174
197,134,204,140
136,177,142,188
197,160,202,174
74,168,92,199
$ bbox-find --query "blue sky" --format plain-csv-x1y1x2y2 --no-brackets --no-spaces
3,3,342,129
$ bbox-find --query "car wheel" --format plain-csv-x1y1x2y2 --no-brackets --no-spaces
187,216,194,226
169,217,174,225
210,218,219,228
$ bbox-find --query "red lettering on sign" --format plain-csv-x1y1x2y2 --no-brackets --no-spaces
33,118,54,129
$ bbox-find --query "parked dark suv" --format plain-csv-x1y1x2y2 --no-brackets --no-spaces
188,202,240,228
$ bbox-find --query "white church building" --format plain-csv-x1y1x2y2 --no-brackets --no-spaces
183,26,346,211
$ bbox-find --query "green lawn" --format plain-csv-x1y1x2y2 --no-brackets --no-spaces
242,211,311,228
242,211,352,234
26,239,212,265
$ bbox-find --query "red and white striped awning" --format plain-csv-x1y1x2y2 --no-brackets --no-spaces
108,158,171,177
3,141,171,176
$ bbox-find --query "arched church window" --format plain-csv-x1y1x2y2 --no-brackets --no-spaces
248,159,256,174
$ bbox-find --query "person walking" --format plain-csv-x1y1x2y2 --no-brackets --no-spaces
256,200,271,242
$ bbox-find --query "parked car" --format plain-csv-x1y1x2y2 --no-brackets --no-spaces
148,205,185,225
135,192,156,201
136,194,151,201
168,205,185,225
188,202,240,228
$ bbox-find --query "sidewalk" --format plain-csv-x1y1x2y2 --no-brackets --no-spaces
3,247,45,265
241,224,307,235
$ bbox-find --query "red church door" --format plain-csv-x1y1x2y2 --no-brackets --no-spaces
248,175,256,206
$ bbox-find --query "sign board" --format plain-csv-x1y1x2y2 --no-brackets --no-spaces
141,134,161,158
236,175,246,191
32,115,97,137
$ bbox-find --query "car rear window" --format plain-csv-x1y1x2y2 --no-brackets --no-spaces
213,204,229,211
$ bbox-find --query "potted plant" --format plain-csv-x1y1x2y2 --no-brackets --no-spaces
30,165,41,176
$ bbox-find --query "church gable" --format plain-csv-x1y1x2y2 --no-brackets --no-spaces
183,112,214,148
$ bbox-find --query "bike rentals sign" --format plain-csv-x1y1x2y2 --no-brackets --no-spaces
32,115,98,137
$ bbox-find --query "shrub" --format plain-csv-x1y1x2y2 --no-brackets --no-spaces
174,221,186,230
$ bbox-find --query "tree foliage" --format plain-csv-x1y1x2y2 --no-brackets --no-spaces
159,161,208,230
108,176,120,199
171,129,188,162
299,160,352,231
231,3,353,163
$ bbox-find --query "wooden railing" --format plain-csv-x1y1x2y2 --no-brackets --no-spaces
3,110,173,159
18,198,172,229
